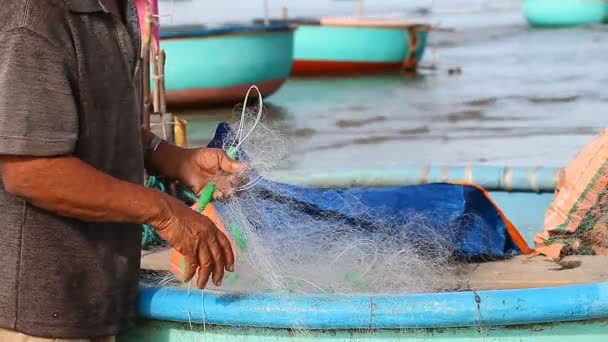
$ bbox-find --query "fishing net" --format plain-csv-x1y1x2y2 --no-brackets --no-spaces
152,86,529,295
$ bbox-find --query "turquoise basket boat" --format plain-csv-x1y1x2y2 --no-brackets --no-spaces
122,165,608,341
256,18,430,76
159,24,294,107
523,0,608,27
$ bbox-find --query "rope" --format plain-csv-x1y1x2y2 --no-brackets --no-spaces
141,176,168,249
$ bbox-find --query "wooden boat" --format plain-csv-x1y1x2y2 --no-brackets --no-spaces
523,0,608,27
254,18,430,76
159,24,294,107
125,165,608,341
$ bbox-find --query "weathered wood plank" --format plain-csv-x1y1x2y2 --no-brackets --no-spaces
140,249,608,290
467,255,608,290
141,247,172,271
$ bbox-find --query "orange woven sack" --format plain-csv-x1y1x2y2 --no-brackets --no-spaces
535,129,608,260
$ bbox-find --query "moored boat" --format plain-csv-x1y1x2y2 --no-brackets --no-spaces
523,0,608,27
256,18,430,76
159,24,294,107
126,165,608,341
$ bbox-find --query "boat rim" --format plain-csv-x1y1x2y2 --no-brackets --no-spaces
251,17,432,31
160,23,295,40
320,17,432,30
137,282,608,329
268,165,562,192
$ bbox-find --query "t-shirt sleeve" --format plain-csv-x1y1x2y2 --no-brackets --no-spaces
0,28,78,156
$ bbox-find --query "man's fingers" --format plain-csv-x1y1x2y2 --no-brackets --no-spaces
216,149,247,175
207,234,225,286
217,230,235,272
214,175,238,200
196,244,213,289
213,190,225,201
183,255,198,283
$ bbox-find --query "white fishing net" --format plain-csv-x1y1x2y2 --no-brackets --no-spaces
180,86,469,295
141,87,519,295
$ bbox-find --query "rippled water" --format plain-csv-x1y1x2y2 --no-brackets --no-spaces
162,0,608,172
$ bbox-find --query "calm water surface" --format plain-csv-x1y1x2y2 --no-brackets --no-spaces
161,0,608,172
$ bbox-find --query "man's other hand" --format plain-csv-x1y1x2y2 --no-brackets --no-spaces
152,195,235,288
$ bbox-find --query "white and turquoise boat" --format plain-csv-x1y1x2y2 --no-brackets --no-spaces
255,18,430,76
123,165,608,341
523,0,608,27
159,24,294,107
294,19,429,75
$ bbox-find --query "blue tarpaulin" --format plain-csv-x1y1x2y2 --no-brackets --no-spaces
207,123,529,260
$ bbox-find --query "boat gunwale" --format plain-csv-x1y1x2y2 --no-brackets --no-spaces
319,17,432,31
252,18,432,31
136,165,608,329
160,26,296,41
137,282,608,329
268,165,562,193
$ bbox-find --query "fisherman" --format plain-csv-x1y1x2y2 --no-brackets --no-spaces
0,0,243,340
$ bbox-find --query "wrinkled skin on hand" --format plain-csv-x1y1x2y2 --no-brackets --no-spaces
152,146,247,288
175,148,247,200
154,196,235,288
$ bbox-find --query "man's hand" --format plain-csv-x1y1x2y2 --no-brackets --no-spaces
173,147,246,200
0,153,236,289
143,129,246,200
152,196,235,288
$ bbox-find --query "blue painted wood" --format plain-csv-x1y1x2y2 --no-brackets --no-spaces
160,30,293,91
136,282,608,329
488,191,553,245
523,0,608,27
294,25,414,63
160,23,292,39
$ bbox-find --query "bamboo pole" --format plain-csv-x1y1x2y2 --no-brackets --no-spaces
151,48,160,113
141,0,187,146
141,2,153,131
158,50,167,116
150,48,165,138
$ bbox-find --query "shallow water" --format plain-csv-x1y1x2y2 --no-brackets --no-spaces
161,0,608,172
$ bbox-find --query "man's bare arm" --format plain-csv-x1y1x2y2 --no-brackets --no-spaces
0,154,168,225
0,154,234,288
141,128,183,180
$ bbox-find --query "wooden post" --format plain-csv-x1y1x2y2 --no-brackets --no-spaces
151,48,160,114
141,2,153,131
158,50,168,115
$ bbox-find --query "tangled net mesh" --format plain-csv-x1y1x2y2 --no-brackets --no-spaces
164,87,470,295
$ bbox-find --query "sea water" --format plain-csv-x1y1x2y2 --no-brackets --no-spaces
159,0,608,172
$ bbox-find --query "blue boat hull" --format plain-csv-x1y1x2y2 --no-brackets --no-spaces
523,0,608,27
159,25,294,107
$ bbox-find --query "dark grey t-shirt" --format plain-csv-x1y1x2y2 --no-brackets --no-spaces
0,0,144,338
